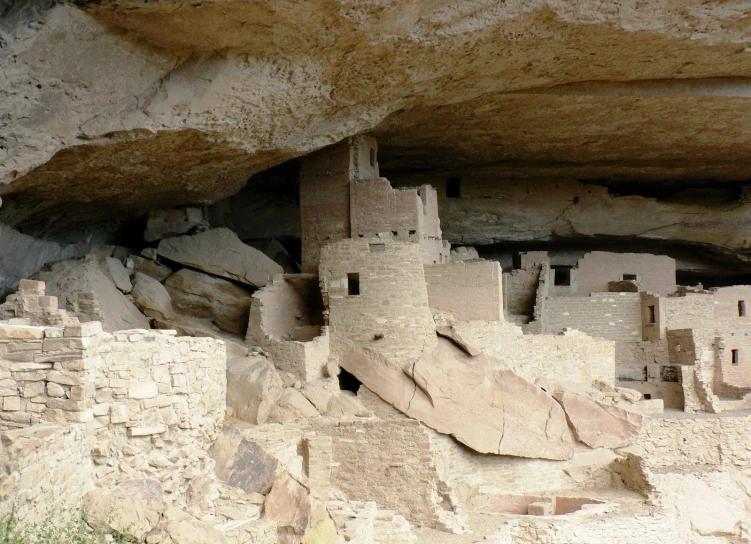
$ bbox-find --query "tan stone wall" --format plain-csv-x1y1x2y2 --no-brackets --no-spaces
452,321,615,386
247,274,330,381
350,178,423,239
503,265,541,317
539,292,642,342
715,328,751,392
424,261,503,322
571,252,676,297
311,418,466,532
0,423,94,524
320,239,436,365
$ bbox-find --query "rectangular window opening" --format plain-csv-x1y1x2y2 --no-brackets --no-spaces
369,243,385,253
553,267,571,286
732,349,740,366
623,274,638,281
347,273,360,296
643,393,652,400
369,148,375,167
739,300,746,317
648,305,656,324
446,177,461,198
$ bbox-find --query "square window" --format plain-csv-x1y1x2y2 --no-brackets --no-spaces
347,273,360,296
446,177,461,198
553,267,571,286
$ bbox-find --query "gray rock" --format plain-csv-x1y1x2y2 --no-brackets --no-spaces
210,425,278,495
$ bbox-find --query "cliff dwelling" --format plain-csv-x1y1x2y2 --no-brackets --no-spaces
3,2,751,543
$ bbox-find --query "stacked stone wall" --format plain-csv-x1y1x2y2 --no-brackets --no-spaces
452,321,614,386
571,252,676,297
503,265,540,316
0,423,94,524
539,292,642,342
424,261,503,322
320,239,436,365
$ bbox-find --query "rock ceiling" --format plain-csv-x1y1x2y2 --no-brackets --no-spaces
2,0,751,258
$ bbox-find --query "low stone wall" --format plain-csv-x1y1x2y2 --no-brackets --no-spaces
0,423,94,524
539,292,642,342
452,321,615,386
310,418,467,533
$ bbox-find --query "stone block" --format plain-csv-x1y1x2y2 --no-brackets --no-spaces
110,403,129,424
47,370,83,386
63,322,104,338
0,326,44,340
3,396,21,411
46,382,66,398
18,280,45,295
128,426,167,437
129,382,158,399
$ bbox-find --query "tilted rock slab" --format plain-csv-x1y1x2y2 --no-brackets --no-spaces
338,337,573,460
209,425,278,495
157,228,282,288
556,391,643,449
226,355,283,424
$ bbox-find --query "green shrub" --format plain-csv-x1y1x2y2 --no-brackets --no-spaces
0,509,140,544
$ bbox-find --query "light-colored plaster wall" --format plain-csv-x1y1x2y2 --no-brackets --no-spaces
539,292,642,342
572,252,676,297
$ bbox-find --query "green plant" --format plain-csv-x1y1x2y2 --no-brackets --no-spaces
0,508,140,544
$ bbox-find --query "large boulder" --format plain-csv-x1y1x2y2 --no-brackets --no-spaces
265,472,337,544
210,425,278,495
33,257,150,332
100,256,132,293
131,272,174,320
165,268,253,335
144,207,208,242
226,355,283,424
157,228,282,288
684,475,743,536
268,388,320,423
339,337,573,460
83,479,166,541
556,391,642,449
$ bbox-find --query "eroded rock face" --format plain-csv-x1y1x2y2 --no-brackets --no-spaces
209,425,278,495
83,479,166,541
226,355,283,424
556,391,642,449
5,0,751,264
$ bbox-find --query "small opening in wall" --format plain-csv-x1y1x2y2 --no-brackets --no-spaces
347,273,360,296
338,368,362,393
623,274,638,281
369,243,385,253
732,349,740,366
369,148,375,167
446,177,461,198
552,266,571,286
648,305,656,324
643,393,652,400
739,300,746,317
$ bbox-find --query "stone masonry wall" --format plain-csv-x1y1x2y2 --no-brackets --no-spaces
350,178,424,239
320,239,437,366
539,292,642,342
503,264,540,317
452,321,615,386
310,418,466,533
571,252,676,297
0,423,93,524
424,261,503,322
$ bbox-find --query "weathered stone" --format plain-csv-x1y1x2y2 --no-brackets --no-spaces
32,257,150,332
144,207,208,243
165,268,253,335
265,472,312,544
157,228,282,288
209,425,278,495
163,516,229,544
684,475,743,536
130,256,174,282
131,272,174,320
557,391,642,449
339,337,574,459
83,479,166,541
325,392,372,419
268,388,320,423
101,257,132,293
226,356,283,425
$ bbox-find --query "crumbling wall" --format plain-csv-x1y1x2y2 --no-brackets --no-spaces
571,252,676,297
0,423,94,524
451,321,615,386
247,274,330,382
310,418,466,533
320,239,436,365
503,264,541,317
350,178,423,239
424,261,503,322
300,136,378,273
538,293,642,342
